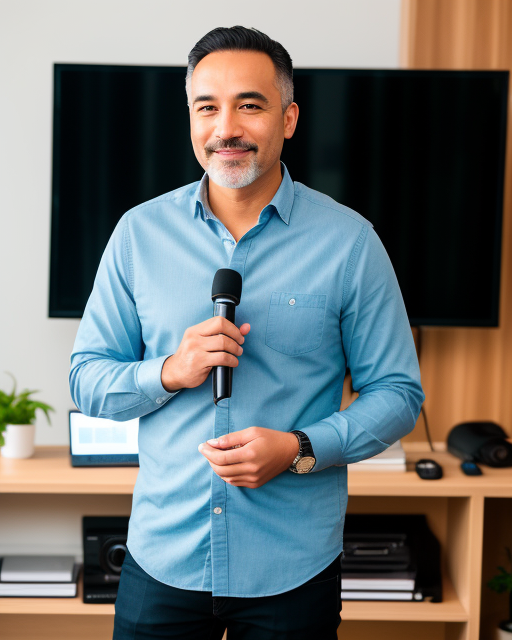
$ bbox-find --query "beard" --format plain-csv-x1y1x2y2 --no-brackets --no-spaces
207,154,262,189
204,139,261,189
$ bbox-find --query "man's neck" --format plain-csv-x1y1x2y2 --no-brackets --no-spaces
207,161,283,242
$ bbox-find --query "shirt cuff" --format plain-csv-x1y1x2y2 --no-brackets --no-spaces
136,355,181,407
300,419,345,472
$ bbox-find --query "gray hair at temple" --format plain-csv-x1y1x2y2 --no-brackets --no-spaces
185,26,294,113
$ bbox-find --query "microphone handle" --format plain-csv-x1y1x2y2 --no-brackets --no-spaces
213,298,236,405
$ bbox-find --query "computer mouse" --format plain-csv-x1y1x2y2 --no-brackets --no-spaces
415,458,443,480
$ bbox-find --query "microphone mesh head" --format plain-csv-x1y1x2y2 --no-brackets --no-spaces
211,268,243,305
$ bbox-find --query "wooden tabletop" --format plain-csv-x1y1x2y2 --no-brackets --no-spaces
1,445,511,496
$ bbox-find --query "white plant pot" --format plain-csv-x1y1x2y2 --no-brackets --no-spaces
1,424,36,458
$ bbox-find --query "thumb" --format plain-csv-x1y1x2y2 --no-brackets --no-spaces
240,323,251,336
207,428,256,449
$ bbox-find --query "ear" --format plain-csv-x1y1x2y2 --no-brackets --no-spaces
283,102,299,140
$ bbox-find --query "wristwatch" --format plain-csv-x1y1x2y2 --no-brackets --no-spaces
288,430,316,474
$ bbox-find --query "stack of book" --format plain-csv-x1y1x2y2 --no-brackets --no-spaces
0,555,80,597
341,514,443,602
347,439,406,472
341,570,420,601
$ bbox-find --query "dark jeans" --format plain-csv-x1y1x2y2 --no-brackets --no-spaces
113,548,342,639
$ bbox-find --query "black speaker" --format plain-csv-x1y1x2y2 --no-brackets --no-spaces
82,516,129,603
447,422,512,467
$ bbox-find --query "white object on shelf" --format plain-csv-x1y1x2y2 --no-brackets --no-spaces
0,424,35,459
348,440,406,472
0,555,76,582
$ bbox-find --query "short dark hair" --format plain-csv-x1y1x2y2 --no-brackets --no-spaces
186,26,294,111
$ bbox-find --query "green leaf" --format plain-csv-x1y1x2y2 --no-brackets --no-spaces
0,373,54,426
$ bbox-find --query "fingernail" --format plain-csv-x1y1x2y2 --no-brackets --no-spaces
198,443,204,450
207,439,218,445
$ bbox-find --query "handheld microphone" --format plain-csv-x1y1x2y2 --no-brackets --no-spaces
211,268,243,405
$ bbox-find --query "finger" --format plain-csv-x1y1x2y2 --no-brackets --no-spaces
198,442,247,466
198,316,246,345
202,334,244,356
208,460,254,478
226,479,259,488
223,475,257,484
207,428,259,450
240,323,251,336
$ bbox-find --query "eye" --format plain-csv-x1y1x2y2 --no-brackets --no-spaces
240,104,261,110
197,105,216,112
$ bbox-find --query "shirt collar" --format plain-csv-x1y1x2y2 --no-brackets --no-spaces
193,161,294,226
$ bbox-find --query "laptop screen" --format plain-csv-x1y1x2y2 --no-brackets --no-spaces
69,411,139,456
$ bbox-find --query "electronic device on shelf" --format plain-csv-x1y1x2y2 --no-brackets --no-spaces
82,516,129,604
447,421,512,467
68,410,139,467
415,459,443,480
460,461,483,476
342,514,442,602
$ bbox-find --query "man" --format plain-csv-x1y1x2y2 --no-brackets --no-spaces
70,26,424,639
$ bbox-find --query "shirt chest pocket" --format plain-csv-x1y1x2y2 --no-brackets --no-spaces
265,292,327,356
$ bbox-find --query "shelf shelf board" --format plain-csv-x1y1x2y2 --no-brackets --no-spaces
0,570,466,622
2,446,512,497
0,575,114,616
340,572,467,622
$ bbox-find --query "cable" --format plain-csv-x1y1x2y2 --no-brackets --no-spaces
416,326,435,452
421,404,435,453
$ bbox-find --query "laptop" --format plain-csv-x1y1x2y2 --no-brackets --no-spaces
68,410,139,467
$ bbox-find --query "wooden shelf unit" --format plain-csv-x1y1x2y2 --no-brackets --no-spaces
0,445,510,640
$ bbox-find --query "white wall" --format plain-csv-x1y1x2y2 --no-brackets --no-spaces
0,0,402,446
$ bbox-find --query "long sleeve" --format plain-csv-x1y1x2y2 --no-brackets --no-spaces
69,214,179,421
301,224,425,472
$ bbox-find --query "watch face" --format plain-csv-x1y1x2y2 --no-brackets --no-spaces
296,457,316,473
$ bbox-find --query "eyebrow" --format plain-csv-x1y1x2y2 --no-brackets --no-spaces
193,91,270,106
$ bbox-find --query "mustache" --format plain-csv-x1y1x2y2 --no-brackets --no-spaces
205,138,258,155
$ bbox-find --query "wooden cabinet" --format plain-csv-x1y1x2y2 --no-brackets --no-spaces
0,445,511,640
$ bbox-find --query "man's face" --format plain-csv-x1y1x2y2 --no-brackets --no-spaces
188,50,298,189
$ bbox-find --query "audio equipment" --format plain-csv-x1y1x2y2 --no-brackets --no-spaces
211,268,243,405
82,516,129,603
447,422,512,467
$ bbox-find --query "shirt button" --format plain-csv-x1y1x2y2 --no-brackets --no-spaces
289,298,296,306
213,507,223,515
156,397,164,404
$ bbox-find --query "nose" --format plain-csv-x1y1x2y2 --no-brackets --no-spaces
215,108,244,141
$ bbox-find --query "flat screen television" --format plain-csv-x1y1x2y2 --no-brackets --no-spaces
50,65,508,326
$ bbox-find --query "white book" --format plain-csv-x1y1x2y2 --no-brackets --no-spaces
348,440,406,471
348,462,406,472
342,590,416,601
0,562,80,598
342,571,416,591
0,556,76,583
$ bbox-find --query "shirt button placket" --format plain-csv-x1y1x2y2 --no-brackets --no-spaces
211,400,229,594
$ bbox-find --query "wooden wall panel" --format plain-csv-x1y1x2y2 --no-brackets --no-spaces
400,0,512,443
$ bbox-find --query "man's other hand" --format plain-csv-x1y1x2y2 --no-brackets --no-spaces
198,427,300,488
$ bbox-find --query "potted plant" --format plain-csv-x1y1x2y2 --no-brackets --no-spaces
0,373,54,459
488,547,512,639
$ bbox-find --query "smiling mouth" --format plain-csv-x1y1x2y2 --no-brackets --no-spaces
215,149,253,156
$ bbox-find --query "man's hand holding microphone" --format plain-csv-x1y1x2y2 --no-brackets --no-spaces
161,316,250,393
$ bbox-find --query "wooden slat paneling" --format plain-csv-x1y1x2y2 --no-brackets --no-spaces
401,0,512,443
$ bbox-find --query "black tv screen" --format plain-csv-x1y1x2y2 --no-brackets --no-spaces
50,65,508,326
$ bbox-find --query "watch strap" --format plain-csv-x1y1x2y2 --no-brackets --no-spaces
289,430,316,473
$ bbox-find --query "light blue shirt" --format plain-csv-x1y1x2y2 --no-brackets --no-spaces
69,162,424,597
